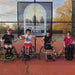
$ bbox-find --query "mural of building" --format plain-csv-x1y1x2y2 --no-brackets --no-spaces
17,1,52,36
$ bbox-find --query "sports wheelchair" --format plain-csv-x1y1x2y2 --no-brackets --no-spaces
0,42,18,62
19,44,36,61
58,46,65,57
39,45,58,62
58,45,74,60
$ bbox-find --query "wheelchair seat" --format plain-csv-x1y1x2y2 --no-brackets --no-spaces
39,46,58,61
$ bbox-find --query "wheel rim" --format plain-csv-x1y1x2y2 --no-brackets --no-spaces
19,46,25,58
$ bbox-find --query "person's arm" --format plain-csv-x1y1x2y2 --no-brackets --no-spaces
13,37,18,42
0,38,3,42
11,35,17,42
41,37,45,46
51,37,56,44
73,40,75,44
63,41,66,47
0,35,5,42
19,35,25,40
71,37,75,44
63,37,66,47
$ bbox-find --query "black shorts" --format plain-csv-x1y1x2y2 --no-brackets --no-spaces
4,43,12,46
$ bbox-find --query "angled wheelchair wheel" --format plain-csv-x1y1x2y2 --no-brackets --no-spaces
19,46,25,58
30,46,36,58
52,47,58,58
0,47,4,60
0,46,18,62
12,46,18,59
39,46,45,59
0,47,3,55
58,46,65,57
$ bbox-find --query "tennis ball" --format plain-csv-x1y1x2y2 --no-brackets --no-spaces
54,53,56,55
63,54,65,56
53,50,55,52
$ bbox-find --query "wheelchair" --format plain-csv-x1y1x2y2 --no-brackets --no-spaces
19,44,36,61
58,46,65,57
0,44,18,62
58,45,74,60
39,45,58,62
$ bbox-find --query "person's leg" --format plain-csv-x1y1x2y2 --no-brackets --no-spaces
9,45,12,54
23,45,28,59
27,47,30,55
4,44,8,49
4,44,8,54
71,47,74,59
25,47,27,54
25,46,31,60
24,44,28,54
69,46,74,60
65,46,69,59
67,46,70,60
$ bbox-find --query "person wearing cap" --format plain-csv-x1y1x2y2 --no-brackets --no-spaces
0,28,17,55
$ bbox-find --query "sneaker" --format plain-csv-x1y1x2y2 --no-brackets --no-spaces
6,54,12,59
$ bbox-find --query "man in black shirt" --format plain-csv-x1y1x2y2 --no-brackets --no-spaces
41,31,56,60
41,31,53,49
0,28,17,54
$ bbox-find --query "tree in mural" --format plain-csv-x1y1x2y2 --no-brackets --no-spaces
53,0,72,34
0,23,10,38
12,23,18,30
0,23,9,33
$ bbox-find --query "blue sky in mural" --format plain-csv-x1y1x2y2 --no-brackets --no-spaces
0,0,67,21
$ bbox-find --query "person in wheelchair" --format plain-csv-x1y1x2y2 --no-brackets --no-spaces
41,31,56,60
0,28,17,59
19,29,36,60
64,31,75,60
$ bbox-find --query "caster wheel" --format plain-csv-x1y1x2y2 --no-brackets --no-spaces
22,58,25,61
52,58,55,61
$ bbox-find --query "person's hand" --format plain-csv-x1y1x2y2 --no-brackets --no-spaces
64,45,65,47
52,38,56,44
14,38,18,42
54,38,56,41
72,40,75,44
41,42,44,46
19,35,23,40
0,39,4,42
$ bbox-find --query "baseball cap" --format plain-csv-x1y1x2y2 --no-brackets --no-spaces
7,28,11,31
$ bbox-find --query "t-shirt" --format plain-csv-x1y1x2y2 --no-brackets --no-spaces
2,34,14,44
44,35,51,45
24,34,32,44
64,36,74,46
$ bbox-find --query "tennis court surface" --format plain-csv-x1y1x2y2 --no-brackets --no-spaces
0,38,75,75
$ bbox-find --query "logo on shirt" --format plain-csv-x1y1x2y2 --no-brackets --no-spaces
7,36,11,38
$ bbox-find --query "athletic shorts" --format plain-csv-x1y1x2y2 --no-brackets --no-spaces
24,43,32,47
44,45,53,49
